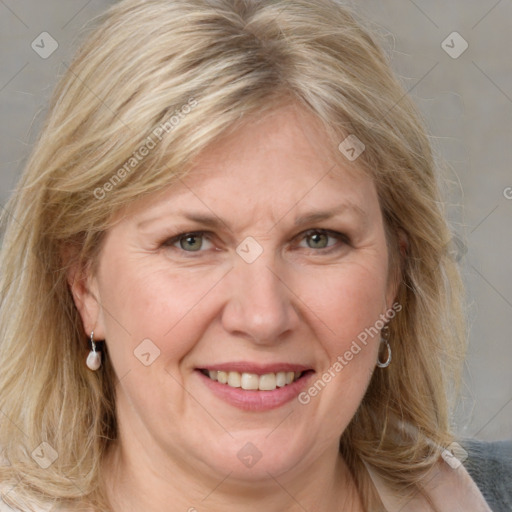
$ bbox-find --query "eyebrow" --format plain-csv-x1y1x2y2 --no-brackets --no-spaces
137,202,367,231
291,203,367,227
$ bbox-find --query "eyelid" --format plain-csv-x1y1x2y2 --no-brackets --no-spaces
162,231,215,251
160,228,350,254
295,228,351,247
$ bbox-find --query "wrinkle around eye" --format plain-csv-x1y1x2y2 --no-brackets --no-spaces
153,226,355,261
162,231,216,254
296,229,350,250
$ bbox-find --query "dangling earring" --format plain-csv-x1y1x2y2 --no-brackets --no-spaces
377,324,392,368
86,331,102,371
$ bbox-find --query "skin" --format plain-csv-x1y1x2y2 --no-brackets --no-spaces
70,103,401,512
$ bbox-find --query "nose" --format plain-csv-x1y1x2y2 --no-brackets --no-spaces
220,255,300,345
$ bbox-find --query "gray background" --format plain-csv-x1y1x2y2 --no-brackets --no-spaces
0,1,511,441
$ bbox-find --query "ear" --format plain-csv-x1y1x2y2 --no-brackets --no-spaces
66,254,106,340
398,229,409,259
386,228,408,308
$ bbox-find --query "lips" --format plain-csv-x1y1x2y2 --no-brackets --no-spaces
195,362,314,410
198,362,312,375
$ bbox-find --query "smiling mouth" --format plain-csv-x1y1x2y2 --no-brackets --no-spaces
199,369,309,391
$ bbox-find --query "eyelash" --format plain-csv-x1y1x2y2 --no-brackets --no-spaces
160,229,351,256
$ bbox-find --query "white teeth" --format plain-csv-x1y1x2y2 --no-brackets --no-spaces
227,371,241,388
204,370,303,391
241,373,259,390
276,372,287,387
259,373,276,391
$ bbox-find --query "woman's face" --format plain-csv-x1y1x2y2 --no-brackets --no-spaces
73,104,398,485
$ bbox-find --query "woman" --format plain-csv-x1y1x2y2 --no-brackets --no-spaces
0,0,505,510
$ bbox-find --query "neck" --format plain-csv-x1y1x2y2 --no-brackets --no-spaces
102,438,363,512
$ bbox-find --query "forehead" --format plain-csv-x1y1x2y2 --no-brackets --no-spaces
117,103,379,227
188,103,364,183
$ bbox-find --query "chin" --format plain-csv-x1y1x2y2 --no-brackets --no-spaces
193,430,313,482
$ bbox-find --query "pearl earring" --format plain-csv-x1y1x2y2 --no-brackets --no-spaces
86,331,102,371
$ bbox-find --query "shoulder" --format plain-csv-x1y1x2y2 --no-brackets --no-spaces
461,438,512,512
0,491,52,512
0,498,15,512
365,456,492,512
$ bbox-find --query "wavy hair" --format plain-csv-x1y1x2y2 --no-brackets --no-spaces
0,0,465,510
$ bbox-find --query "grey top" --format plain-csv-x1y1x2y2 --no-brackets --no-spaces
461,439,512,512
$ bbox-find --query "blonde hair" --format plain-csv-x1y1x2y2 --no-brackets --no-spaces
0,0,465,510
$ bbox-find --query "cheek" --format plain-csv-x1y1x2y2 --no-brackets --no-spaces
95,258,228,421
294,261,387,424
97,254,229,369
297,259,388,350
